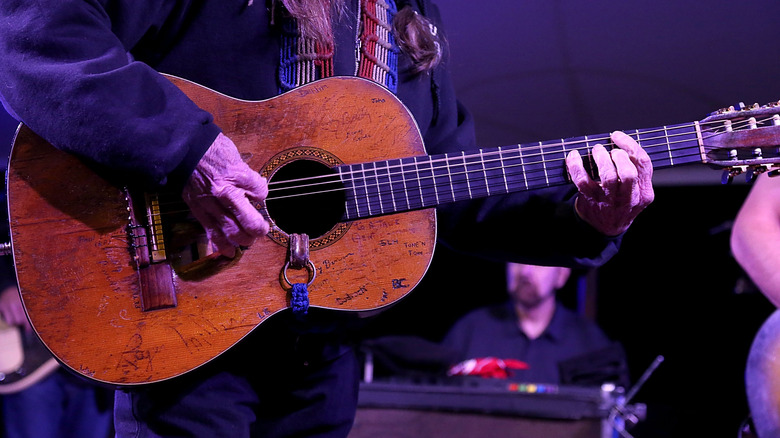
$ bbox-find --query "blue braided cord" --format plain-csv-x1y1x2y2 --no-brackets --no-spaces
291,282,309,315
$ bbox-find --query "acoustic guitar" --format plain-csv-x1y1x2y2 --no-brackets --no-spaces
6,75,780,386
0,318,59,394
746,310,780,437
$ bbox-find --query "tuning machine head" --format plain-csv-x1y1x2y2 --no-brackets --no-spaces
723,164,780,184
722,168,741,184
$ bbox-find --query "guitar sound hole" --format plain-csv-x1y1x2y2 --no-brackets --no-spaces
266,159,345,238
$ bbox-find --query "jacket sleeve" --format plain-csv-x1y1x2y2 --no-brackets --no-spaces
422,2,622,268
0,0,218,191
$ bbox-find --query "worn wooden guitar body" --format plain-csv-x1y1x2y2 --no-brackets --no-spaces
7,76,435,385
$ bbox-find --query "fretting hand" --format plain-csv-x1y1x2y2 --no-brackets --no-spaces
566,131,654,236
182,132,270,258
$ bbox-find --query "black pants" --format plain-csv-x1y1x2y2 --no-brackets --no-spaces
114,314,361,438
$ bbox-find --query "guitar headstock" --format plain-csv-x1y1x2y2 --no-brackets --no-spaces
699,101,780,182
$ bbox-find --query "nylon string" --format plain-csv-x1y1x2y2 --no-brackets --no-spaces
265,115,777,203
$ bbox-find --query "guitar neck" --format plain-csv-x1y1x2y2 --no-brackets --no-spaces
339,122,702,220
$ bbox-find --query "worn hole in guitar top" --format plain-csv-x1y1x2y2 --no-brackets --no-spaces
265,159,346,239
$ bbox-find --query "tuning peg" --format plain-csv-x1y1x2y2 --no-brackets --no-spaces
746,168,755,183
723,166,751,184
722,170,734,185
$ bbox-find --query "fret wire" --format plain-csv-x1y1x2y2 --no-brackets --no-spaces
450,151,469,203
446,151,456,202
402,158,411,211
585,135,596,179
462,151,473,200
428,157,441,205
468,150,488,198
382,160,397,212
374,161,389,214
357,163,368,218
368,162,379,215
518,144,528,190
498,146,509,193
631,128,641,150
480,149,490,196
432,153,454,204
663,126,673,166
414,156,426,207
373,162,383,215
542,141,551,187
560,140,569,169
401,156,422,210
340,166,357,219
525,142,546,191
417,156,437,207
362,163,373,217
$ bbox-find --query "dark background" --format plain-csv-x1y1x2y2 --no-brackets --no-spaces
3,1,780,436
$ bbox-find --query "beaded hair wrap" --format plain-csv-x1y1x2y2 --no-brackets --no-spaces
278,0,399,93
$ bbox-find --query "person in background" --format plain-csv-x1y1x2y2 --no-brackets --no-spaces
731,173,780,307
0,1,652,436
730,172,780,438
442,262,629,386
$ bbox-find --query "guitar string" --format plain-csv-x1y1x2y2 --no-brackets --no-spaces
268,130,697,200
265,114,774,199
149,114,776,218
263,116,771,205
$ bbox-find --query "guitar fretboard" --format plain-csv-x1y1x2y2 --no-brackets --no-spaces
339,122,703,220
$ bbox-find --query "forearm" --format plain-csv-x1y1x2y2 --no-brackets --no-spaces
731,174,780,307
732,223,780,306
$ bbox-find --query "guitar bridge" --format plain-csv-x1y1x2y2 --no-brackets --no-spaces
126,189,177,312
